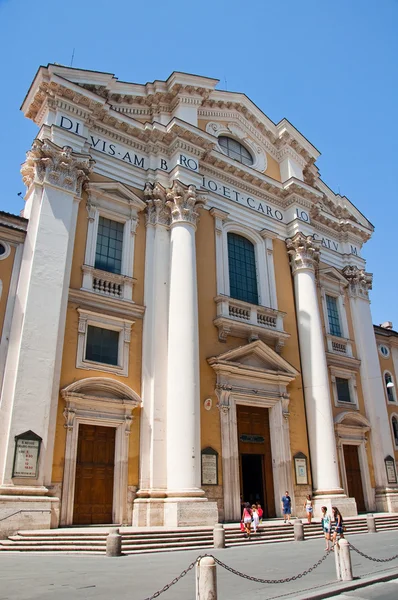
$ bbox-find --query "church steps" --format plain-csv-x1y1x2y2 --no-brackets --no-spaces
0,515,396,554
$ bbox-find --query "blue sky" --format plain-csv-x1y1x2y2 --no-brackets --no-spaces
1,0,397,326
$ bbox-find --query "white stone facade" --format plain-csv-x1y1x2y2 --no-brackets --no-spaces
0,65,397,536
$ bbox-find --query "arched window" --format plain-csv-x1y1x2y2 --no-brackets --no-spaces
227,233,258,305
392,416,398,447
219,137,253,166
385,372,396,403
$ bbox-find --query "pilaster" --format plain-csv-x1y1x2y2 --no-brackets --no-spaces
0,139,93,500
343,265,398,506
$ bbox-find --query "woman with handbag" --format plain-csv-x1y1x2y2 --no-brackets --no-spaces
332,506,344,547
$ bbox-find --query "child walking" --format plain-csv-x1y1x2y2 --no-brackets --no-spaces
252,504,259,533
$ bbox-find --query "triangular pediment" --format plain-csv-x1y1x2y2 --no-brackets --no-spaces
208,339,299,379
319,267,349,286
87,182,146,211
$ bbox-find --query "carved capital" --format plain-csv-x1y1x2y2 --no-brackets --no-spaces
286,232,320,274
144,182,170,227
21,139,94,196
166,180,206,227
342,265,373,300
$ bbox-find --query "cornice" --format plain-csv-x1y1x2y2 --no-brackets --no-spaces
68,288,145,319
310,203,371,242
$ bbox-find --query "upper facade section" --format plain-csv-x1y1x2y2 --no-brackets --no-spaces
21,65,373,270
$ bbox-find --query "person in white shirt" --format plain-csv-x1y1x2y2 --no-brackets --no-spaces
251,504,259,533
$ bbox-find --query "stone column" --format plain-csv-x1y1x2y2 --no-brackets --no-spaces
164,181,218,526
133,183,171,526
286,233,353,513
0,141,92,524
343,266,398,512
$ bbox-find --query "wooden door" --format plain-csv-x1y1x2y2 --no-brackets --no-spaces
237,405,275,517
73,424,116,525
343,445,366,512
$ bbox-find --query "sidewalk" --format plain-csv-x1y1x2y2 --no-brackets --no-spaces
0,530,397,599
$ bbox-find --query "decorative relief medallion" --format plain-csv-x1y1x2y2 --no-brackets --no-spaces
286,232,320,274
21,139,94,196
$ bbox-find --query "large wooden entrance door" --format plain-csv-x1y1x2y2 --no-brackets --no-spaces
73,424,116,525
343,445,366,512
237,405,275,518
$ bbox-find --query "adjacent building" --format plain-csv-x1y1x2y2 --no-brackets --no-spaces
0,64,397,535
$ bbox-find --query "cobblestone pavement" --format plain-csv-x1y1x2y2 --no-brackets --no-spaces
0,530,398,599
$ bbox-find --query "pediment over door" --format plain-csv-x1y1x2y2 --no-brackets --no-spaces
208,339,299,387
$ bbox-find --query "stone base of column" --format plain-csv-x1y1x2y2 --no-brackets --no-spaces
312,492,358,518
0,493,60,538
132,496,219,527
375,488,398,513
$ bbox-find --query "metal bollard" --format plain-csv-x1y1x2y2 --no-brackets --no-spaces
294,518,304,541
213,523,225,549
339,539,353,581
196,556,217,600
106,527,122,557
367,514,376,533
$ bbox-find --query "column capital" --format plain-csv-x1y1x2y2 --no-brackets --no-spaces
286,232,320,274
166,180,206,227
342,265,373,299
21,139,94,196
144,182,170,227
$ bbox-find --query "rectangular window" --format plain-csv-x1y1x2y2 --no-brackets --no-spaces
336,377,351,403
95,217,124,274
326,295,342,337
85,325,119,366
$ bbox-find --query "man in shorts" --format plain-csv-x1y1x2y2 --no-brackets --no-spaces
281,490,292,523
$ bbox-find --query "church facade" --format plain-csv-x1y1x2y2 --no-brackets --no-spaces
0,64,397,535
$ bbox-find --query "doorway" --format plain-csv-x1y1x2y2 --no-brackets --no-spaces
343,444,366,513
237,405,275,517
73,424,116,525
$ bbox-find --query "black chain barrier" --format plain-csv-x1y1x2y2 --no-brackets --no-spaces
348,542,398,563
142,550,332,599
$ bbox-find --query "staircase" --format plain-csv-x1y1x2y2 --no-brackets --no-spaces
1,515,397,554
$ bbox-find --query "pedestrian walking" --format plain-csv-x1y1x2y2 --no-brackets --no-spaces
332,506,344,546
252,504,259,533
281,490,292,524
257,503,263,523
304,494,313,524
321,506,331,550
242,501,252,538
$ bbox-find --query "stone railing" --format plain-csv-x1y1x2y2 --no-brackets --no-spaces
214,295,288,346
326,334,353,357
81,265,134,301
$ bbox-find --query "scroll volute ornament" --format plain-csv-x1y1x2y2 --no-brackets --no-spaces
286,232,320,274
21,139,94,196
166,180,206,227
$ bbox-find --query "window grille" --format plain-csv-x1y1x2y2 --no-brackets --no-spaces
85,325,119,366
326,295,342,337
95,217,124,274
227,233,259,305
219,137,253,166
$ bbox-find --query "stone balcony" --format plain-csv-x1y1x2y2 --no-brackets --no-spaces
214,295,289,350
325,334,361,370
81,264,135,301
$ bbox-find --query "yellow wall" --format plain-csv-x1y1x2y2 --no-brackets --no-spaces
0,244,16,339
52,185,146,489
195,215,311,512
375,335,398,463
